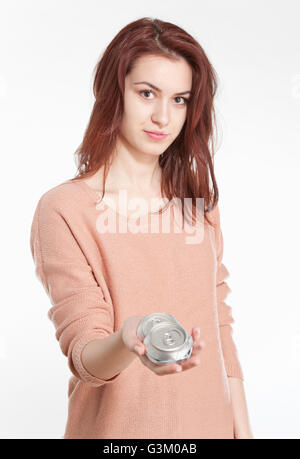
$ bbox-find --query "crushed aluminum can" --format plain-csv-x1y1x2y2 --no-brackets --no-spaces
143,321,194,365
137,312,180,341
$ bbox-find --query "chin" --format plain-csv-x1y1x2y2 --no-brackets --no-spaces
137,145,161,157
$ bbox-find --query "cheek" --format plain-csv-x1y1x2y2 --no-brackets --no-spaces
177,109,187,128
170,112,187,138
124,98,149,125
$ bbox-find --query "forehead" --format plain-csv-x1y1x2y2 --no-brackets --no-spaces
127,54,192,92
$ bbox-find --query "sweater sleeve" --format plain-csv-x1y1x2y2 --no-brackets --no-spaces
211,204,244,380
30,191,122,387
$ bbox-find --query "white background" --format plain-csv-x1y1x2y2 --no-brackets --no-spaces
0,0,299,439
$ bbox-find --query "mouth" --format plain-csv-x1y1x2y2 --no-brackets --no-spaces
144,130,168,141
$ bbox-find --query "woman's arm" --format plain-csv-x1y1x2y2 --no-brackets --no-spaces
209,205,252,437
30,192,126,387
228,377,254,439
81,329,137,380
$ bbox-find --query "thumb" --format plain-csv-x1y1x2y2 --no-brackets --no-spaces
134,342,145,355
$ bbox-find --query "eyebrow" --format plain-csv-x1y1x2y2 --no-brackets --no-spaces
133,81,192,96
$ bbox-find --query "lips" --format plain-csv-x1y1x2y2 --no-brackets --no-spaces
144,130,168,140
145,130,167,135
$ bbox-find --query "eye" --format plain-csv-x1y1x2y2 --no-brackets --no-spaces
139,89,155,99
174,96,189,105
139,90,189,105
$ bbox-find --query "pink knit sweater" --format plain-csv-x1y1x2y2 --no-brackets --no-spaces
30,178,244,439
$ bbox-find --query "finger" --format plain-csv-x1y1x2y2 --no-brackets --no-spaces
139,354,160,368
134,343,146,355
153,361,183,376
177,330,205,371
192,327,201,340
191,339,205,354
190,327,205,356
138,354,165,372
179,338,205,371
187,342,205,363
139,354,182,375
180,355,201,371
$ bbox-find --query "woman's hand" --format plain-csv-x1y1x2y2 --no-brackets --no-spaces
121,315,205,376
121,314,146,352
137,327,205,375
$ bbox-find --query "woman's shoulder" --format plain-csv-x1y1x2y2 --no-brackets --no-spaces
40,179,84,204
35,179,90,213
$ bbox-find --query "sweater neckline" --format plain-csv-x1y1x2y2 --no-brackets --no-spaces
70,178,174,222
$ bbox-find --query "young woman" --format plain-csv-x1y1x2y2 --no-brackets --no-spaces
30,17,253,439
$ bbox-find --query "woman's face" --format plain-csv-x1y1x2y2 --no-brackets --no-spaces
118,54,193,158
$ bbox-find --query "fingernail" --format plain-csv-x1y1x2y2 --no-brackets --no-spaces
176,366,182,372
195,328,200,336
134,345,140,354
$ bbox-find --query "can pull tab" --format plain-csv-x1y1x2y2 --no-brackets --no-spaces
163,332,175,346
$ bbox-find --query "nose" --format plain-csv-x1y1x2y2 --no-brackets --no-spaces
151,99,170,127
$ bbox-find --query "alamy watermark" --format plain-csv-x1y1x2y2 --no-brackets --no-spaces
95,189,206,245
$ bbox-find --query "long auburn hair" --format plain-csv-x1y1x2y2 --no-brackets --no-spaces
69,17,221,228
